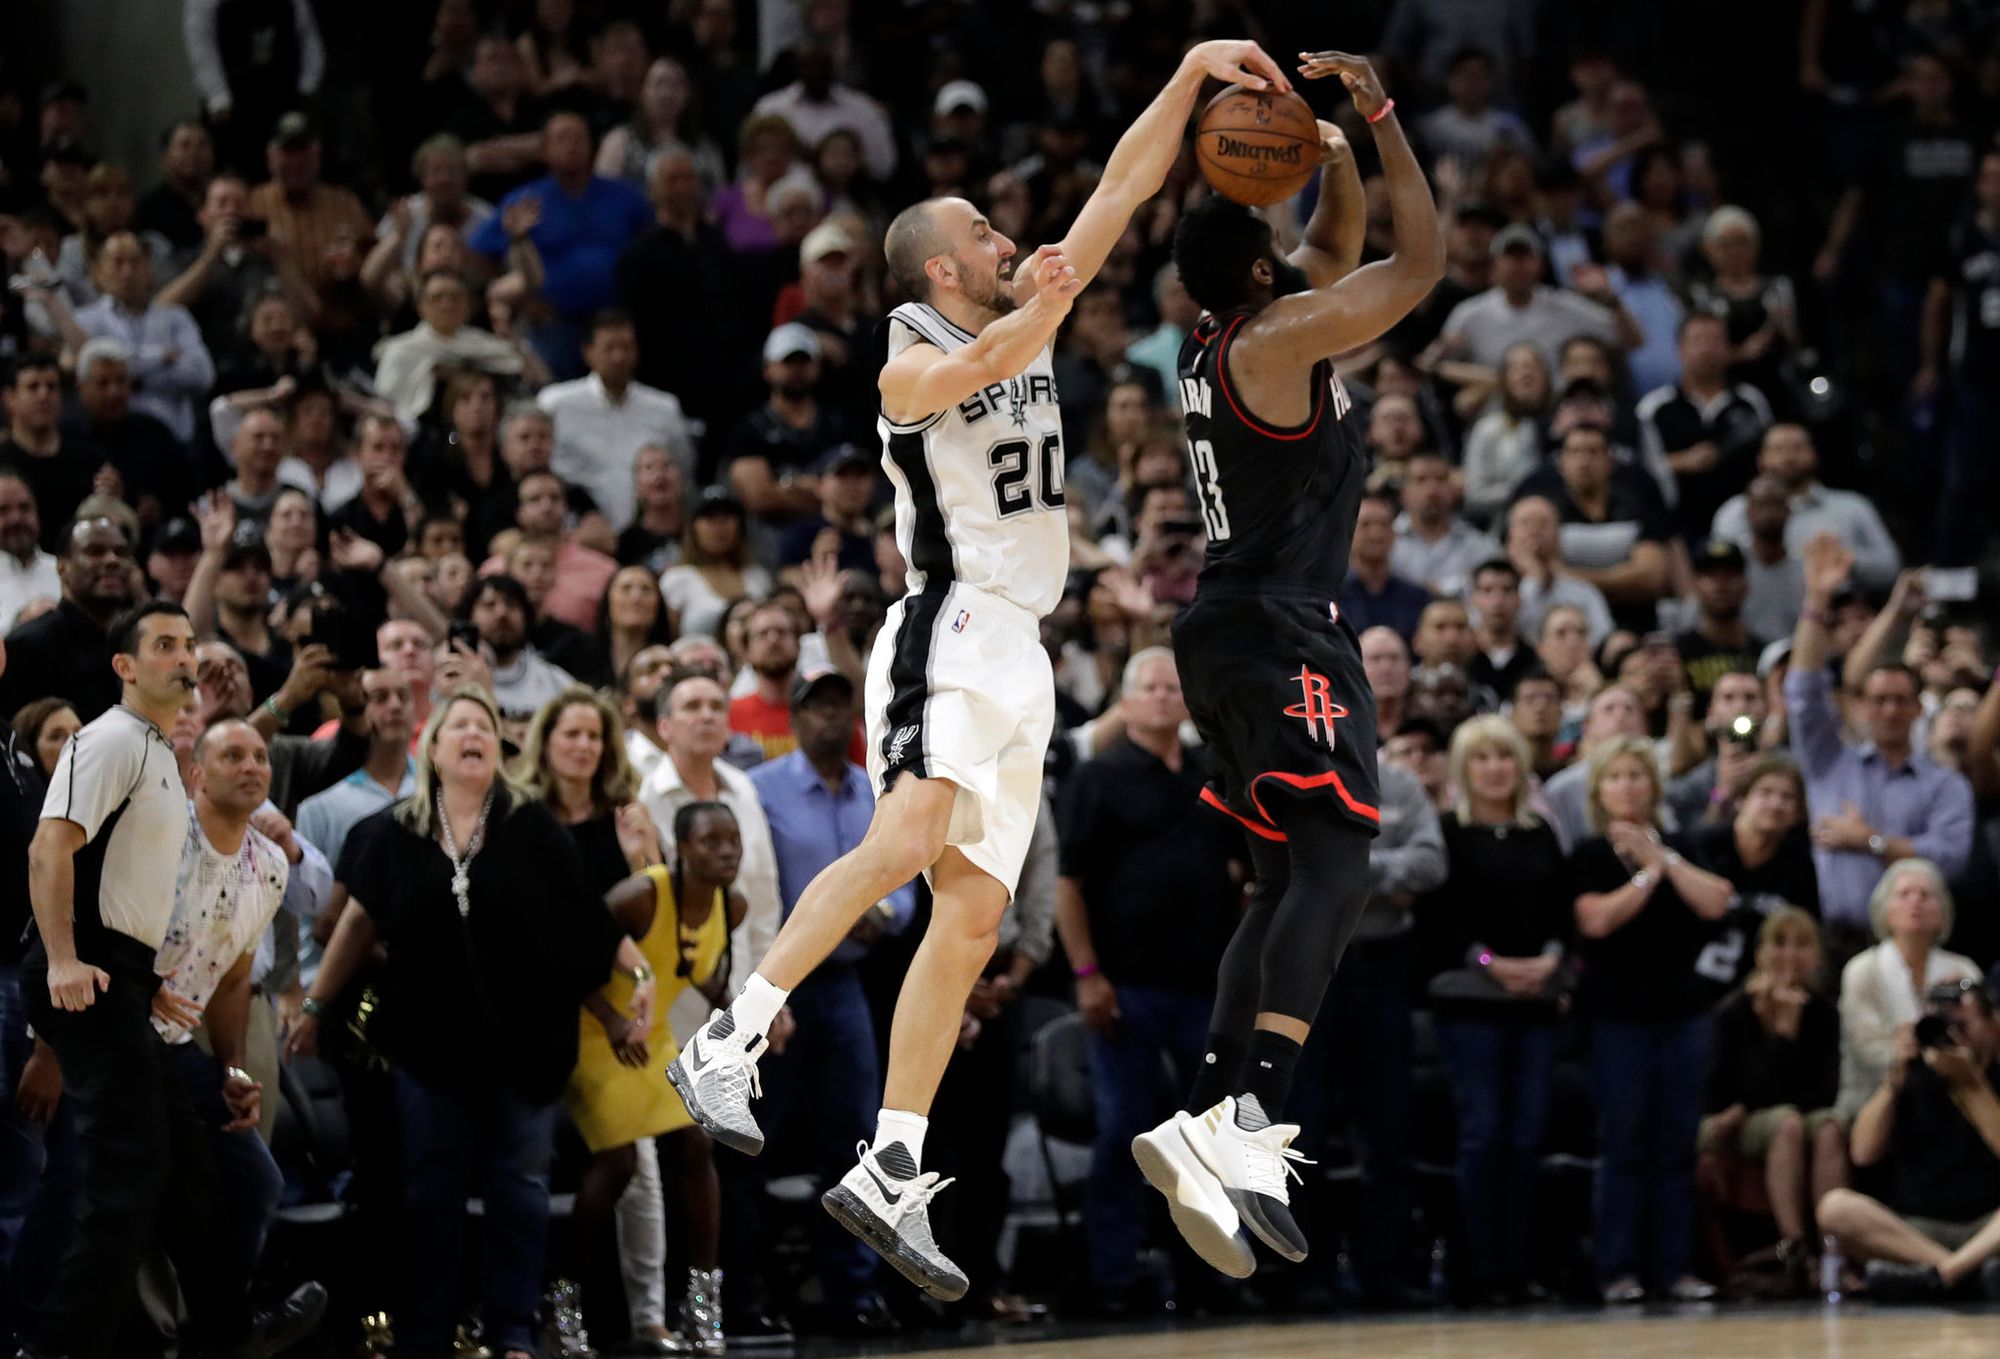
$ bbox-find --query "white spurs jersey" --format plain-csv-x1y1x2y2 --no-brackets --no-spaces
878,302,1069,618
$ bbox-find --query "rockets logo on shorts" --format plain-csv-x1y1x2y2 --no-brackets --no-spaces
1282,666,1348,748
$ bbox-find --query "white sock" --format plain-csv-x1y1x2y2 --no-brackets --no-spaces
873,1108,929,1168
728,973,789,1040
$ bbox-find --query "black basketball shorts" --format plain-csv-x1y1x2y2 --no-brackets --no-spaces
1172,582,1381,842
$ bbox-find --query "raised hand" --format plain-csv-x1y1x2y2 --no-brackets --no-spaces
195,493,237,556
1184,39,1292,94
1800,532,1855,603
1298,51,1388,119
1033,249,1083,309
502,194,542,241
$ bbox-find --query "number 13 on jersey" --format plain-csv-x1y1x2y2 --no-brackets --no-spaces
1188,438,1232,542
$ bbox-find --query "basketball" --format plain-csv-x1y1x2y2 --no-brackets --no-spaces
1195,85,1322,206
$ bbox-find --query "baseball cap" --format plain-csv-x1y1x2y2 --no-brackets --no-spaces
800,220,855,267
222,522,272,571
763,322,821,364
270,111,316,150
790,662,855,709
817,444,872,477
1757,637,1792,679
691,485,744,518
1455,199,1508,231
934,80,988,117
153,516,201,556
1693,539,1746,573
1492,223,1544,258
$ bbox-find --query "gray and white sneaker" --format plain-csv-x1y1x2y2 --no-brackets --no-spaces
666,1010,767,1155
821,1141,969,1301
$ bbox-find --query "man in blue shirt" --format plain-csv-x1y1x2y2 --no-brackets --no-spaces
468,111,652,377
727,665,915,1336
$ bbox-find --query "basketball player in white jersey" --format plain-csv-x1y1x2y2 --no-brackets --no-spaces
669,37,1294,1299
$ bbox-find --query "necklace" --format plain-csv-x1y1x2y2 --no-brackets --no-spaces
438,784,497,918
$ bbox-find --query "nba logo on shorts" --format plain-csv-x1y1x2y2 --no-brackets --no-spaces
952,609,971,633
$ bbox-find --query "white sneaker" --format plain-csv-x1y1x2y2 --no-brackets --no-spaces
1180,1097,1312,1261
665,1010,767,1155
821,1141,969,1301
1132,1111,1257,1278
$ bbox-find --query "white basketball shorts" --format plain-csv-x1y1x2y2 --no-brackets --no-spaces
864,582,1054,895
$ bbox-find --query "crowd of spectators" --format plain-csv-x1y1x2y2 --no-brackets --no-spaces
6,0,2000,1354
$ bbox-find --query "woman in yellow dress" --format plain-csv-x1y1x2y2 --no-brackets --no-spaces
569,801,744,1354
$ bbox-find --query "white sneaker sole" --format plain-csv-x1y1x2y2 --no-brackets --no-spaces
1131,1121,1255,1278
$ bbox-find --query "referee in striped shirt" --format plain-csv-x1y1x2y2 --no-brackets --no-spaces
21,601,252,1359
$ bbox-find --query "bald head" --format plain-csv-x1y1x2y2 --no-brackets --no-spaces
884,200,950,301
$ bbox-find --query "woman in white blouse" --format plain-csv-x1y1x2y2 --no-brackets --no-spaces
1461,343,1552,525
1835,859,1980,1118
658,490,771,640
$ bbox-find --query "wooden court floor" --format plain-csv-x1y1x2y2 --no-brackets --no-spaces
869,1308,2000,1358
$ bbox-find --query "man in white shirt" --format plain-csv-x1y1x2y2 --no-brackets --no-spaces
1391,451,1500,597
538,310,697,529
1431,224,1635,371
639,668,784,1012
0,472,60,631
469,573,575,724
1709,423,1902,592
372,268,530,422
751,42,897,182
72,232,215,444
1505,493,1615,647
20,602,261,1359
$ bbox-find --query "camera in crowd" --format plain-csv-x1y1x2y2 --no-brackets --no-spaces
1914,978,1994,1050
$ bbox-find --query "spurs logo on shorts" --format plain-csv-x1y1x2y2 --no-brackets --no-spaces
886,724,919,765
1282,666,1348,748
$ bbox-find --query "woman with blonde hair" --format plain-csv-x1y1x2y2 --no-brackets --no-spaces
1572,734,1734,1303
1421,715,1571,1303
1461,344,1554,524
291,687,657,1359
1835,858,1980,1118
1701,907,1847,1287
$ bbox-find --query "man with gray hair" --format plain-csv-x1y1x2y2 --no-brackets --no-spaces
65,337,180,523
1055,646,1246,1301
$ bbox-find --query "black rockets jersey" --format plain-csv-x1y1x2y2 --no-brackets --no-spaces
1176,308,1367,592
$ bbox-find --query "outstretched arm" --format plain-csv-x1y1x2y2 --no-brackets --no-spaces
1237,54,1443,368
1021,40,1290,300
882,252,1083,423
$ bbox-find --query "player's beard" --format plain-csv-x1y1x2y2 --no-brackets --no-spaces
1269,255,1312,298
960,256,1016,316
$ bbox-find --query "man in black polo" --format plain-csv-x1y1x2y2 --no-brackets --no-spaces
20,601,246,1359
0,517,138,722
1054,646,1242,1305
1634,313,1773,541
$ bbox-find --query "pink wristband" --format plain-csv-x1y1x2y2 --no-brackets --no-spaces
1072,962,1100,980
1367,98,1396,125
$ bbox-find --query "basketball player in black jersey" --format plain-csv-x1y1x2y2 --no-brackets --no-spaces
1130,52,1443,1277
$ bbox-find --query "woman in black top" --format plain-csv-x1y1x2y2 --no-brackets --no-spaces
293,687,656,1359
1692,755,1820,997
1701,907,1846,1279
516,685,662,898
1421,716,1571,1304
1572,735,1734,1304
411,370,512,560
